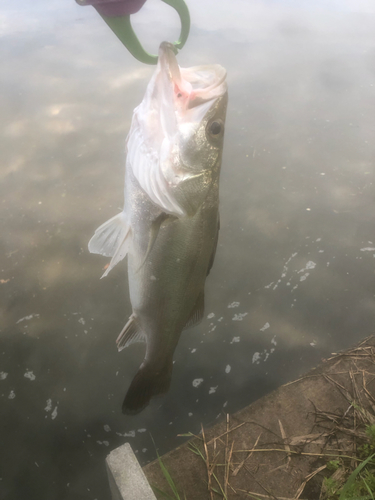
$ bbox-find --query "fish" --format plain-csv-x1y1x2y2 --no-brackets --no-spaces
89,42,228,414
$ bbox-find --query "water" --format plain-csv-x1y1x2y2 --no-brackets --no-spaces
1,0,375,498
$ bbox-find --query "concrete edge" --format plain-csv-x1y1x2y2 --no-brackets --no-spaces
106,442,157,500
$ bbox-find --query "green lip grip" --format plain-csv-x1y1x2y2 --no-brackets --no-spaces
76,0,190,65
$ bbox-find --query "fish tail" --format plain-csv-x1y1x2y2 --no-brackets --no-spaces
122,358,173,415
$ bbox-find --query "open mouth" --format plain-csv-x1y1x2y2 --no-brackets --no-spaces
159,42,227,104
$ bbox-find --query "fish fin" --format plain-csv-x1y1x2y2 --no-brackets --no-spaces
183,290,205,330
101,233,131,278
128,126,214,217
127,127,185,216
207,213,220,276
135,212,173,272
172,172,210,217
122,358,173,415
88,212,131,278
116,315,145,351
88,212,128,257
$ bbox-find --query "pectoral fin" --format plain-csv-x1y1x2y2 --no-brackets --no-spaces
88,211,131,278
136,212,173,272
183,290,205,330
207,213,220,276
172,172,210,217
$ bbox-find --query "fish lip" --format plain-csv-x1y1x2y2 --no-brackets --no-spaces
158,42,182,86
156,42,227,126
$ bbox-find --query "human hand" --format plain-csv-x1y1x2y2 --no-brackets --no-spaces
76,0,147,17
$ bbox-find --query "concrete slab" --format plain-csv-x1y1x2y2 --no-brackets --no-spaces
106,442,157,500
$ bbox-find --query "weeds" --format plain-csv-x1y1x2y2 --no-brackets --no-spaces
148,339,375,500
151,438,186,500
152,420,375,500
321,451,375,500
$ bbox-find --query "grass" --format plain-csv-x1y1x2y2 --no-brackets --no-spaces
321,448,375,500
150,434,186,500
152,420,375,500
151,450,187,500
149,339,375,500
152,419,375,500
318,363,375,500
151,419,234,500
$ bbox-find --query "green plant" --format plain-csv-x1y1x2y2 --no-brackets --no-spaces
324,454,375,500
366,426,375,446
327,460,341,472
358,426,375,461
151,436,186,500
188,441,229,500
323,476,341,498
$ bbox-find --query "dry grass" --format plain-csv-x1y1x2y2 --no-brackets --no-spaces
154,338,375,499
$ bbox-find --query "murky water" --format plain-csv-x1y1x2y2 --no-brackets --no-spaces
1,0,375,498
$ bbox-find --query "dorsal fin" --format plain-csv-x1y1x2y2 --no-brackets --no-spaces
183,290,205,330
116,315,145,351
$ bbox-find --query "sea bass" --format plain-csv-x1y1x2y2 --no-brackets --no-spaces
89,42,228,414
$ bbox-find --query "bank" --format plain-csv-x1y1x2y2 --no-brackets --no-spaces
107,336,375,499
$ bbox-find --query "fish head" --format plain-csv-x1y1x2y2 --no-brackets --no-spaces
129,42,228,216
158,42,228,172
176,82,228,177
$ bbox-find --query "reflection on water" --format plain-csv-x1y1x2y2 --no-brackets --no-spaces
1,0,375,498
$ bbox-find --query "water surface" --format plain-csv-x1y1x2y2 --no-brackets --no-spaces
1,0,375,498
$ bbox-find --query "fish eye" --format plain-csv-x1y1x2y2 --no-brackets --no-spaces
209,121,222,135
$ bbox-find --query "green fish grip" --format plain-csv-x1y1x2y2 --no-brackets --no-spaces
76,0,190,65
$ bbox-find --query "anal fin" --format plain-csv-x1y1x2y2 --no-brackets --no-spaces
116,314,145,351
136,212,172,272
